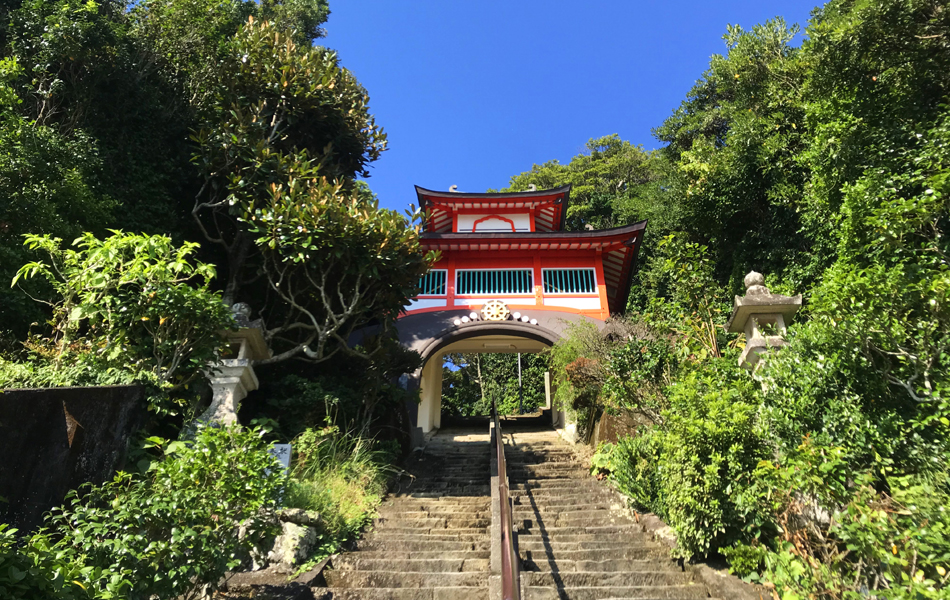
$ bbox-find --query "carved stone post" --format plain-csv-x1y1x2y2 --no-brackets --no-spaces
198,304,271,425
726,272,802,370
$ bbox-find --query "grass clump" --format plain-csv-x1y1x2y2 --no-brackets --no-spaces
283,425,398,559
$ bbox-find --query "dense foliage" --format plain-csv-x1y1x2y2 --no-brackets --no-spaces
0,0,425,592
441,352,550,417
510,1,950,596
0,231,234,416
0,426,284,600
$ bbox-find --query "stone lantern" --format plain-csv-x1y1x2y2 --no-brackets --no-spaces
198,303,271,425
726,272,801,370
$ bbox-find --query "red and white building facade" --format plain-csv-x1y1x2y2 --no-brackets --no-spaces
393,185,646,437
404,184,646,322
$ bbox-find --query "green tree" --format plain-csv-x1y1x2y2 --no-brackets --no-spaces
190,18,431,366
441,352,549,417
5,231,234,414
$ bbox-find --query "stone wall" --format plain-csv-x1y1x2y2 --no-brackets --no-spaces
0,385,145,531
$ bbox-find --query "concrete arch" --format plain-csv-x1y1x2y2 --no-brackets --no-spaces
396,309,605,439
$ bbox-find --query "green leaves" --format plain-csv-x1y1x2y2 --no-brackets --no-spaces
4,231,234,413
0,426,283,599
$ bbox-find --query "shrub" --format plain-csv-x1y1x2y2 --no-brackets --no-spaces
0,426,284,600
4,231,234,415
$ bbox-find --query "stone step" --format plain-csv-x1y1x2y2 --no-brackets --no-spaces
362,533,487,543
512,498,620,509
374,517,491,529
324,570,485,588
518,516,633,529
392,489,492,498
521,547,670,563
523,585,710,600
510,501,620,512
521,558,681,573
518,539,662,552
378,502,490,511
356,539,489,552
369,526,486,535
379,498,490,506
351,550,490,561
333,557,489,573
516,524,644,536
314,587,486,600
518,532,650,543
375,509,492,520
521,571,694,588
509,481,606,491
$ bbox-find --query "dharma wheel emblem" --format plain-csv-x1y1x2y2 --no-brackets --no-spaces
481,300,510,322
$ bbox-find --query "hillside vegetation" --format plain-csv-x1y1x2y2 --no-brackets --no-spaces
504,1,950,597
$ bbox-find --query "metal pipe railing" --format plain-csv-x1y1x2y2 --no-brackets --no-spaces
492,400,520,600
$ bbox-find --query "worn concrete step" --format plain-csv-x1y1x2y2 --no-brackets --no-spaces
324,570,485,588
522,558,682,573
374,517,491,529
523,585,709,600
521,547,669,563
379,497,490,506
392,488,491,498
512,498,619,509
510,481,605,491
510,501,620,512
517,524,644,536
375,509,492,520
369,526,486,535
518,540,662,552
333,557,489,573
510,487,612,497
516,508,629,521
378,504,490,514
517,532,651,543
522,571,693,588
519,516,633,529
315,587,486,600
356,539,489,552
363,533,486,543
351,550,490,561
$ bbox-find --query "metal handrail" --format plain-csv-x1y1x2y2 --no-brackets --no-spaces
493,400,521,600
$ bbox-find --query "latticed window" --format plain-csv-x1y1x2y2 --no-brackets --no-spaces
418,270,447,295
456,269,534,295
542,268,597,294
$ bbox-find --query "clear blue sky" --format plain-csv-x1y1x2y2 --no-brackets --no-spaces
322,1,820,213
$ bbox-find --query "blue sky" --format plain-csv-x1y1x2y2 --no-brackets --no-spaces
322,1,819,213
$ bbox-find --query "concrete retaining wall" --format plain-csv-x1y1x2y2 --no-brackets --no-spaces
0,385,145,531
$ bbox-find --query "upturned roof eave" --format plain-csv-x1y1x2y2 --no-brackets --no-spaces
415,184,572,232
419,220,646,242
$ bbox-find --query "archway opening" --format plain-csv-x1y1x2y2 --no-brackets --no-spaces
442,350,550,419
415,333,552,433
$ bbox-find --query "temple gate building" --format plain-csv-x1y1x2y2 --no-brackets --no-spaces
394,185,646,439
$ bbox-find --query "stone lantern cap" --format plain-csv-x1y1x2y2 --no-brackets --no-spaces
725,271,802,334
221,303,271,361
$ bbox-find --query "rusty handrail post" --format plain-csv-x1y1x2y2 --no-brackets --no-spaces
493,399,521,600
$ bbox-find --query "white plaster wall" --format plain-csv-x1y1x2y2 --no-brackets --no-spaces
405,298,448,311
457,213,531,232
543,297,603,310
417,356,443,433
456,297,536,306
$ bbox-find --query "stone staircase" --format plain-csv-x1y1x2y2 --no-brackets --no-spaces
317,429,491,600
316,424,722,600
505,426,717,600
